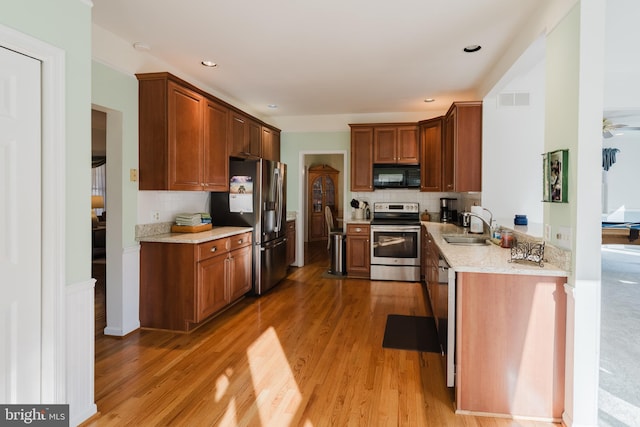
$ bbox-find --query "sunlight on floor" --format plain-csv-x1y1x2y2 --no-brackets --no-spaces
246,326,312,427
599,388,640,427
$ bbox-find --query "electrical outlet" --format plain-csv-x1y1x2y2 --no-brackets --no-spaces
130,168,138,182
151,211,160,221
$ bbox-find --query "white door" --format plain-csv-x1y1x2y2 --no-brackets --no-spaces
0,46,42,403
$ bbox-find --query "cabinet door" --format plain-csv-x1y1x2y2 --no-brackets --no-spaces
346,225,370,278
261,126,273,161
249,119,262,157
453,103,482,192
347,235,370,277
168,81,204,190
420,118,443,192
396,125,419,164
350,127,373,191
229,245,253,302
271,130,281,162
286,220,296,265
443,111,455,191
229,111,249,156
309,175,325,241
203,99,229,191
373,127,397,163
196,253,229,321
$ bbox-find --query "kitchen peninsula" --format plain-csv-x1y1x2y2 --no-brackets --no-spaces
424,221,569,422
137,225,253,332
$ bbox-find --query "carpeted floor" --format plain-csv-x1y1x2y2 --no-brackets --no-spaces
599,247,640,427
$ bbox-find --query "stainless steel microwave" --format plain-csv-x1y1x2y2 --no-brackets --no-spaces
372,165,421,189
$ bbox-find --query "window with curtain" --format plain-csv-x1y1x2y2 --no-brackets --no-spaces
92,156,106,217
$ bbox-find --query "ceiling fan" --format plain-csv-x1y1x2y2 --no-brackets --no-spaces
602,118,640,138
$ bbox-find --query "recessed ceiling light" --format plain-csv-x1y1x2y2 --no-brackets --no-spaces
424,98,435,103
463,45,482,53
133,42,151,52
267,104,278,109
201,60,217,68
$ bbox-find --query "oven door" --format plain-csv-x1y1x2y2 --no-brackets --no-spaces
370,225,420,266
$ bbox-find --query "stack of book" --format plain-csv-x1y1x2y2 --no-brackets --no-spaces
200,212,212,224
175,213,202,226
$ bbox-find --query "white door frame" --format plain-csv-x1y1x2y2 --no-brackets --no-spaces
0,24,67,403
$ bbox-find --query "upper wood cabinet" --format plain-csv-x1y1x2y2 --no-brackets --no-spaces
229,111,261,158
137,73,230,191
373,125,419,164
261,126,281,162
349,125,374,192
419,117,443,192
443,102,482,192
138,72,281,189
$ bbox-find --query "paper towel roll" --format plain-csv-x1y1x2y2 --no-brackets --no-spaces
470,205,484,233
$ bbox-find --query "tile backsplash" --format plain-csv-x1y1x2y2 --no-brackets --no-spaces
350,190,481,219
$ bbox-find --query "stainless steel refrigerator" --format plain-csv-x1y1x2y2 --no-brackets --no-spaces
210,158,287,295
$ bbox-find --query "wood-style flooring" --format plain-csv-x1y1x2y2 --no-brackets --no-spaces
84,241,558,427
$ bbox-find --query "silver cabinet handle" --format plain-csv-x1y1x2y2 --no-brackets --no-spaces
238,239,243,244
210,247,217,253
355,227,362,232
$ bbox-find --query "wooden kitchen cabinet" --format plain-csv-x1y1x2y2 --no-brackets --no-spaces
140,231,252,332
229,111,262,158
443,101,482,192
261,126,281,162
346,223,370,278
286,219,296,266
419,117,443,192
137,73,229,191
349,125,374,191
373,124,419,164
308,165,339,242
456,272,566,419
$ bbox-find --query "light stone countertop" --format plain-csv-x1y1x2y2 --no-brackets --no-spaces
137,226,253,244
424,222,569,277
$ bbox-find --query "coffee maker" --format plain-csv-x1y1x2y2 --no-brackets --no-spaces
439,197,457,223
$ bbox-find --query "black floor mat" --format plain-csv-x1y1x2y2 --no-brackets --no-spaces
382,314,442,353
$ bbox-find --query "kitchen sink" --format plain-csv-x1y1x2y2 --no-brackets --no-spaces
442,234,490,245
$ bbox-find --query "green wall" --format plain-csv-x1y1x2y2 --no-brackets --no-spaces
0,0,92,283
91,61,139,248
280,131,351,212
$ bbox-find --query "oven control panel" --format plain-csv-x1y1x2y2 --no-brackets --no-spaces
373,202,419,214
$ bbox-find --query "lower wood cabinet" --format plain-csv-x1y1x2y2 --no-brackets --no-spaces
286,219,296,266
346,223,370,278
140,231,252,332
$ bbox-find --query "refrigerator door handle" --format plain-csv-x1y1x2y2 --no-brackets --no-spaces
274,167,283,232
260,237,287,251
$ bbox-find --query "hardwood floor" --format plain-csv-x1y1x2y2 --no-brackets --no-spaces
84,241,559,426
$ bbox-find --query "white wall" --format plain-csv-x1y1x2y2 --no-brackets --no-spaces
482,54,546,227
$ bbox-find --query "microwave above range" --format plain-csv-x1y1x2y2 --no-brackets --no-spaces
372,165,420,189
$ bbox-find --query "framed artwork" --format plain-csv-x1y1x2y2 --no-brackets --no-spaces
543,149,568,203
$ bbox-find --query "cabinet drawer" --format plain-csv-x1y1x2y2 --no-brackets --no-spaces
346,224,370,236
198,237,230,261
229,232,252,251
286,220,296,232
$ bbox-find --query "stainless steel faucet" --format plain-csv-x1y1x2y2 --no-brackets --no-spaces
462,208,493,235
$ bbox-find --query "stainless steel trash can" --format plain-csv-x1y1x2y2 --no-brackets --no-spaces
329,232,346,275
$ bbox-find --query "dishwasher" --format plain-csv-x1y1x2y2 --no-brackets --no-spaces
435,255,456,388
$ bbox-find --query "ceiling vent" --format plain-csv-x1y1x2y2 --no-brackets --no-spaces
498,91,530,107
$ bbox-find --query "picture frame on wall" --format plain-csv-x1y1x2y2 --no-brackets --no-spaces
543,149,568,203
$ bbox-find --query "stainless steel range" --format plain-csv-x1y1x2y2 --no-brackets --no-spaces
370,202,421,281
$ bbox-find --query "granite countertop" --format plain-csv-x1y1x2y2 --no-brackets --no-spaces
424,222,569,277
137,226,253,244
